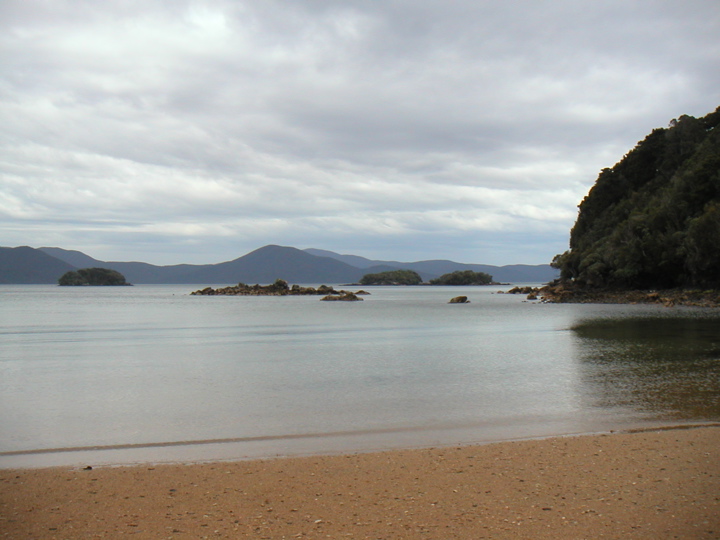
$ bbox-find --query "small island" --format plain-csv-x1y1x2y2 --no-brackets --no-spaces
359,269,498,286
58,267,131,286
359,270,423,285
430,270,494,285
191,279,367,301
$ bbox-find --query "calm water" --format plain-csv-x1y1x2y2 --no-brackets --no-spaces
1,284,719,468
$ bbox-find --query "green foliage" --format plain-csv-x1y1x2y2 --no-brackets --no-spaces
553,106,720,289
359,269,422,285
58,267,129,286
57,271,85,286
429,270,493,285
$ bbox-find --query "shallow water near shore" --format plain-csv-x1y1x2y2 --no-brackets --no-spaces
1,284,719,468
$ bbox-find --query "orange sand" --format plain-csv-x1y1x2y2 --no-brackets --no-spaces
2,426,719,539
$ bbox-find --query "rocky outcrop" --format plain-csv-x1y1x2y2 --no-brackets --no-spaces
191,279,368,299
538,283,720,307
504,282,720,307
505,286,536,295
448,296,469,303
504,285,541,301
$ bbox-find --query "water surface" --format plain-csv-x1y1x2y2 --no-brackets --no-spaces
1,284,718,467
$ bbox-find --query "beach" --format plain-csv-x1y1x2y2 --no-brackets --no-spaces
1,425,718,539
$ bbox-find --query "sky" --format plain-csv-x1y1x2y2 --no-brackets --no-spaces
2,1,719,266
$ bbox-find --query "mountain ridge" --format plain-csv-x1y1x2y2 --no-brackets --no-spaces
0,244,558,284
0,246,77,284
303,248,559,283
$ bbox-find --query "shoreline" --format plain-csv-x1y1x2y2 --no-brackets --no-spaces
504,283,720,307
2,425,718,538
3,418,717,471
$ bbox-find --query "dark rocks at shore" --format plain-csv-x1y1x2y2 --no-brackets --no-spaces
504,286,539,300
191,279,368,299
505,282,720,307
504,286,536,295
448,296,470,304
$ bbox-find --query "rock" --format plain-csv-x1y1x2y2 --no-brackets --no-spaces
191,282,374,299
448,296,469,304
317,284,336,295
506,286,538,295
193,282,355,296
321,292,363,301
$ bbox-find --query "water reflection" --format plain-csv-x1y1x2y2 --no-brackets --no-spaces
572,315,720,421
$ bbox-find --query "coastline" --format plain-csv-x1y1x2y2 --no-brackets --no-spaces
2,425,718,539
507,283,720,308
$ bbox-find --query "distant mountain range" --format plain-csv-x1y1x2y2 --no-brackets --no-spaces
0,244,559,284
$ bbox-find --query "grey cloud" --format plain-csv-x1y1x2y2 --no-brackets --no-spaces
1,0,718,265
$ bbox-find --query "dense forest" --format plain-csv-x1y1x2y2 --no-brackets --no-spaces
359,269,423,285
58,267,130,286
429,270,493,285
552,106,720,289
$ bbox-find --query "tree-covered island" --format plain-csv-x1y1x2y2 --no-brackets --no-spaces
359,270,423,285
430,270,494,285
359,269,497,286
58,268,131,286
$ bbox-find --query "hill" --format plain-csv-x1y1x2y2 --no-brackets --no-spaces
552,105,720,289
3,245,366,284
38,247,102,268
303,249,558,283
179,245,365,284
0,246,76,284
0,245,558,285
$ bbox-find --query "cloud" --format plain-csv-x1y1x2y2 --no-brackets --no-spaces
1,0,719,265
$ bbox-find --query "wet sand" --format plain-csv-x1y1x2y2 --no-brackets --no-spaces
1,426,719,539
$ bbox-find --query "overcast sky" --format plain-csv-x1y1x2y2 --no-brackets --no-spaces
2,1,719,266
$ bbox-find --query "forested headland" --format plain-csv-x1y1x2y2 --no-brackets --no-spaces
551,106,719,295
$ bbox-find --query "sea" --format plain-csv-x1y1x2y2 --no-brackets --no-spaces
1,284,719,468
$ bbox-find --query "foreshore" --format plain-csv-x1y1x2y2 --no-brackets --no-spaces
528,284,720,308
2,425,718,539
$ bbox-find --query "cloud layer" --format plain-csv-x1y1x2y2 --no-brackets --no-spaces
2,0,719,264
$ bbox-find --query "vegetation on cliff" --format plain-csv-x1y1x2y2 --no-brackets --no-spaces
429,270,493,285
359,269,422,285
58,267,130,286
552,106,720,290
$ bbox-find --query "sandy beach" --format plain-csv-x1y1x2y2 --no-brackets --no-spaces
1,426,718,539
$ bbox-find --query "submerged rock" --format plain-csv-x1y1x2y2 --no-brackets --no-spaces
320,292,363,301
